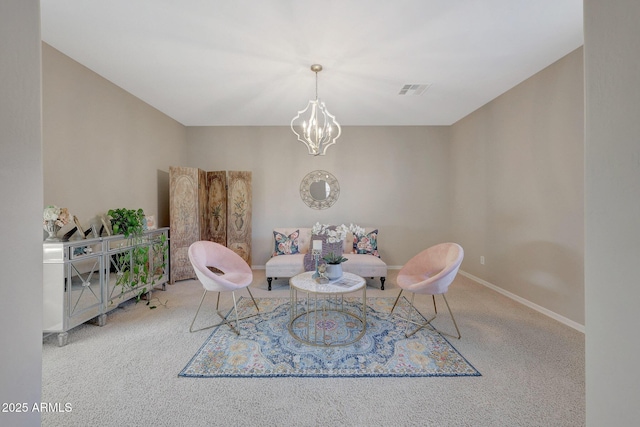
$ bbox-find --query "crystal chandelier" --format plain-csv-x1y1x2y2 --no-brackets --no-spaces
291,64,341,156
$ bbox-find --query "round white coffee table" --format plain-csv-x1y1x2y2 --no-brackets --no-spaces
288,271,366,347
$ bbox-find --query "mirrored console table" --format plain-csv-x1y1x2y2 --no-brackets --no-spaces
43,227,169,346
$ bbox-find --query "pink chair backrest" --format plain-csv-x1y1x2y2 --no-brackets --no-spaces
401,243,464,295
188,241,252,291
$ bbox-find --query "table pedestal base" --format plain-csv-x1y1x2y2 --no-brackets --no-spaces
288,272,367,347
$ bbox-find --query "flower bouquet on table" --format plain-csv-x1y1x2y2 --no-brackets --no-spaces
311,222,349,243
43,205,71,241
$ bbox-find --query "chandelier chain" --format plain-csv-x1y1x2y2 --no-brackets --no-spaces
315,71,319,100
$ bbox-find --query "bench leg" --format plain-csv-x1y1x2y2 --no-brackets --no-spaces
380,277,385,290
267,277,272,291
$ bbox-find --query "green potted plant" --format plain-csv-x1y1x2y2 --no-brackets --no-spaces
107,208,167,308
107,208,146,237
323,252,348,280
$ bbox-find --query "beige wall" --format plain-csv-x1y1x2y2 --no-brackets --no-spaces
40,40,586,330
186,50,585,328
42,43,188,232
584,1,640,424
0,1,43,425
186,126,452,266
450,48,585,325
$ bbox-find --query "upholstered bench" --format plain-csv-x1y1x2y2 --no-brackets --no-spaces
265,226,387,291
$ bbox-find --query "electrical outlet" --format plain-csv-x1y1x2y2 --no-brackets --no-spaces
480,256,485,265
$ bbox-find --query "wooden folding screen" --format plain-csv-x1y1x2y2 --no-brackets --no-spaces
169,167,251,283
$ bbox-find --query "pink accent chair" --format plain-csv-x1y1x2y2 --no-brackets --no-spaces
390,243,464,339
188,241,259,334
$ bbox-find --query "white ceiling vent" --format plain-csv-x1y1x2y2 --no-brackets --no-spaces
398,84,431,95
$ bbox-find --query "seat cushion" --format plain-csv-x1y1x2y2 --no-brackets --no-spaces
265,253,306,278
341,254,387,277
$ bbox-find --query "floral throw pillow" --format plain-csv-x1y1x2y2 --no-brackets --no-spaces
353,229,379,257
273,230,299,256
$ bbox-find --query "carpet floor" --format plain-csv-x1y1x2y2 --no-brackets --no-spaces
42,270,585,426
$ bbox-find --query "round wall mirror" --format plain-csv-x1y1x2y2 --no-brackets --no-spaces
309,180,330,200
300,170,339,209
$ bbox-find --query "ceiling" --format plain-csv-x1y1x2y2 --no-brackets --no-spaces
40,0,584,127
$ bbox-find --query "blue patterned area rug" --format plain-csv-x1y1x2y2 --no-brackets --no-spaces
179,297,480,378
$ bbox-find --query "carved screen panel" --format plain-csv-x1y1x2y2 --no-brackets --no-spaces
206,171,227,246
226,171,252,266
169,166,206,283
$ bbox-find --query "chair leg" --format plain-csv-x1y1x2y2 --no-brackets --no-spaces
441,294,461,339
407,294,460,339
189,289,212,333
246,287,260,313
390,292,460,339
402,293,438,338
189,289,260,335
226,289,264,335
390,290,432,337
189,289,239,334
390,289,404,314
231,292,240,334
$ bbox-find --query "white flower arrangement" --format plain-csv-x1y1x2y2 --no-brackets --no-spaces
311,222,349,243
311,222,324,235
43,205,71,228
349,223,366,238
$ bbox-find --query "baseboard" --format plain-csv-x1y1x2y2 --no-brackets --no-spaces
459,270,585,334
